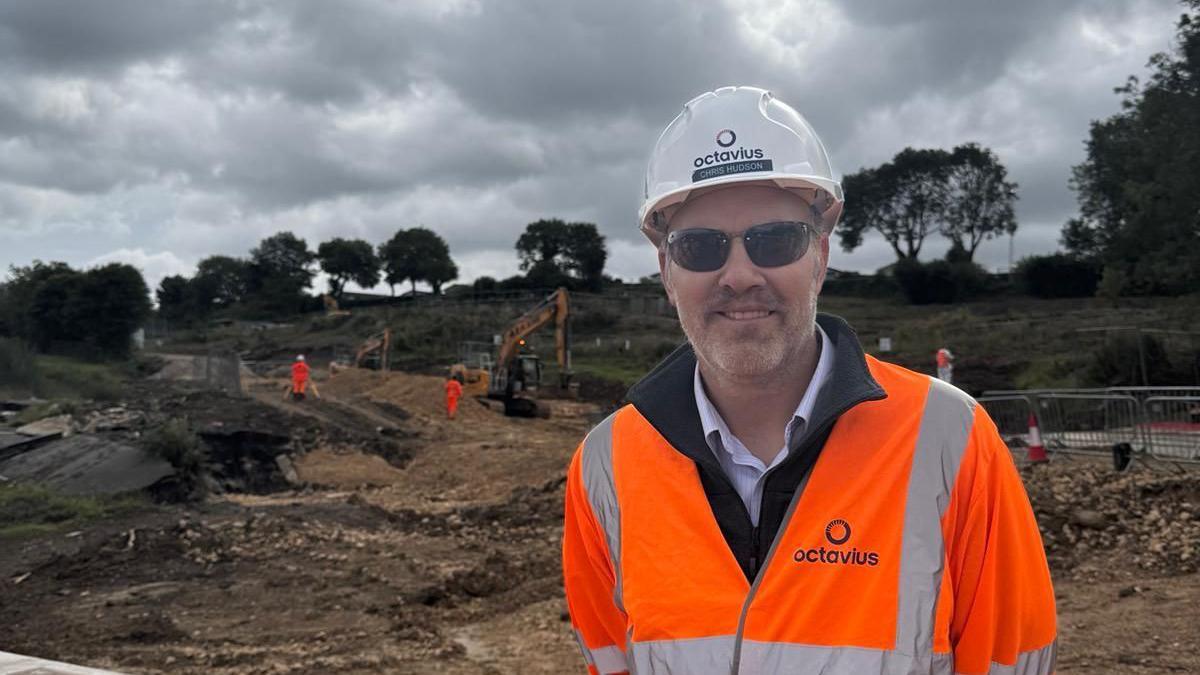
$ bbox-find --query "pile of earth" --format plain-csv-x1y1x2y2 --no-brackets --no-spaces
1022,460,1200,580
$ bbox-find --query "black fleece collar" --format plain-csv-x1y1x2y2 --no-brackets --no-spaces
624,313,887,471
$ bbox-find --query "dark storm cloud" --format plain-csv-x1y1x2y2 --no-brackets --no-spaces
0,0,1181,284
0,0,237,75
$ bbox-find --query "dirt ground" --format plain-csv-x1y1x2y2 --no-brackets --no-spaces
2,365,1198,674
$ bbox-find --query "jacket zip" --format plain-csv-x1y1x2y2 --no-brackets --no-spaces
728,392,881,674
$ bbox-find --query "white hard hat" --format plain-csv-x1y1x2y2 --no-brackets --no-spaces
296,354,305,362
638,86,844,246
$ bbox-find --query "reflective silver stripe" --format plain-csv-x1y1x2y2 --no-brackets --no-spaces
629,635,735,674
895,378,977,657
581,412,624,613
573,629,631,674
739,640,955,674
980,641,1057,675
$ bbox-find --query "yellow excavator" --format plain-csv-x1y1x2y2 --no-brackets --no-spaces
450,287,572,417
489,287,572,417
355,329,391,370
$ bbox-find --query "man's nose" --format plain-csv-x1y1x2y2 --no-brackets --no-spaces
716,238,766,294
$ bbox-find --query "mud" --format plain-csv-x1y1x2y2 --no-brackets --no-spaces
1,366,1197,673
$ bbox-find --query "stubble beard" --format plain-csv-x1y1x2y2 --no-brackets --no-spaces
679,287,819,382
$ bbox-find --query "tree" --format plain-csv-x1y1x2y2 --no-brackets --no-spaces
76,263,152,357
247,232,315,315
0,261,75,341
941,143,1018,260
424,254,458,295
838,148,953,260
0,261,150,357
29,267,86,350
378,227,457,294
317,238,380,299
472,276,497,299
194,255,250,307
156,275,191,322
1062,1,1200,295
515,219,608,291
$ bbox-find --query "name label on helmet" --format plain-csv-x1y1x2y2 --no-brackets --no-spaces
692,159,773,183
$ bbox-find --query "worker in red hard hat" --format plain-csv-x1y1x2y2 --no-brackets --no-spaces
445,374,464,419
291,355,310,400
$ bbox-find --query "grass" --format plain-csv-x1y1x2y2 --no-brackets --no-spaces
32,355,127,401
159,291,1200,395
0,483,147,540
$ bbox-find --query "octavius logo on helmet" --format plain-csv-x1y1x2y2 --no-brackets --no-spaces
793,519,880,567
690,128,772,183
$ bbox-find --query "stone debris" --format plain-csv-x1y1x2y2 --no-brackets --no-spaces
1023,461,1200,580
16,414,74,438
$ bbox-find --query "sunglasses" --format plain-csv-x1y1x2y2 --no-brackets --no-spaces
666,221,814,272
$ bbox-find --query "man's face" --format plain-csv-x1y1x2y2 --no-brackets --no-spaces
659,184,829,380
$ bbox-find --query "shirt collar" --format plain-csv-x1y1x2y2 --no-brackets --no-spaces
693,322,834,448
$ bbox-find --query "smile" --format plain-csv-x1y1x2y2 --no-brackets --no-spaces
718,310,773,321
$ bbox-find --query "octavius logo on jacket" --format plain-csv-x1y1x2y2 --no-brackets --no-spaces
792,519,880,567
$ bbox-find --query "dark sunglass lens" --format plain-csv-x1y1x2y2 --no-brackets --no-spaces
744,222,809,268
670,230,728,272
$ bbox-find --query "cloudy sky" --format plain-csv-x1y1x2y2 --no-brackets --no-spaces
0,0,1183,294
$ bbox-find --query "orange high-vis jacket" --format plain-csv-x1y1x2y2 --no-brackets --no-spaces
446,379,463,399
563,316,1056,675
291,361,310,391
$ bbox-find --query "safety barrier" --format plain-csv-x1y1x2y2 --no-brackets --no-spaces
1035,394,1141,454
1139,396,1200,462
976,395,1036,447
978,389,1200,467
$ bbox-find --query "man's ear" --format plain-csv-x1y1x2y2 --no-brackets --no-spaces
658,245,676,307
813,234,830,293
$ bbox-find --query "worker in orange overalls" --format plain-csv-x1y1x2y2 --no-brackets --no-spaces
291,354,310,400
445,374,464,419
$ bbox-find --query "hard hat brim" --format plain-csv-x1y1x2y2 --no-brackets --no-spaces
638,174,844,246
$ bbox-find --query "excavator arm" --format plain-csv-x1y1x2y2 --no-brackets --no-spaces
495,287,571,376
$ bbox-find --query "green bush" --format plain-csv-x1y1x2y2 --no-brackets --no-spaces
821,273,899,297
0,338,41,394
893,259,989,304
1085,333,1194,386
1014,254,1100,298
143,420,209,500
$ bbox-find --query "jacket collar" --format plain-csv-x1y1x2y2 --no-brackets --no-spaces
624,313,887,470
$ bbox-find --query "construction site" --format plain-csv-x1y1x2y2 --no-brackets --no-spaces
2,290,1200,674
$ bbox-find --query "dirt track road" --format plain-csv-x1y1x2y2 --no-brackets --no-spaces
2,367,1198,673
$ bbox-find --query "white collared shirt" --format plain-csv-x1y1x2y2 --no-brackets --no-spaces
693,324,833,526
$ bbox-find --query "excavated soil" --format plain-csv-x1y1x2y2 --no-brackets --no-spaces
1,367,1198,673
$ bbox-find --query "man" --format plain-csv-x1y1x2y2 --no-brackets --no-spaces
291,354,310,401
936,346,955,384
446,374,464,420
562,87,1056,674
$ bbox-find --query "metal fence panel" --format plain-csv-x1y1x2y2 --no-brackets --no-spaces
1035,394,1141,455
1140,396,1200,462
977,396,1036,448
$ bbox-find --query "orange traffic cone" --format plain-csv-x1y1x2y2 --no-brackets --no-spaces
1027,412,1048,463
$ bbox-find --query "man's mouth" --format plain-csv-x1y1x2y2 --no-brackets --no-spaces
717,310,773,321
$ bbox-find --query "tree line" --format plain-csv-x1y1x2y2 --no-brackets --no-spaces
0,218,609,357
154,219,608,324
0,261,151,358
